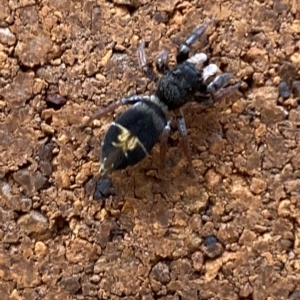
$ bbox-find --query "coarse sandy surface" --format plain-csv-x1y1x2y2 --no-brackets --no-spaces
1,0,300,299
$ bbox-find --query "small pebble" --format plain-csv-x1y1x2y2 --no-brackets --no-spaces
203,235,224,258
90,275,101,283
46,94,67,107
150,262,170,284
204,235,218,246
278,81,290,99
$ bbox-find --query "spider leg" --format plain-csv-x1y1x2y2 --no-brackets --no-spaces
206,73,232,94
206,72,241,102
202,64,220,81
155,49,170,74
194,64,221,105
137,39,158,82
79,95,152,129
194,94,214,106
194,64,239,105
212,82,241,102
177,19,216,64
194,72,240,105
176,109,193,168
159,120,171,168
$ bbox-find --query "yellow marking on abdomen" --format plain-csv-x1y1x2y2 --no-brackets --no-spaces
111,122,148,157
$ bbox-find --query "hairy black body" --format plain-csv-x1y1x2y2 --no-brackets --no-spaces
155,62,204,110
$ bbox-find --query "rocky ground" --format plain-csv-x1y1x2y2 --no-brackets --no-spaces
1,0,300,299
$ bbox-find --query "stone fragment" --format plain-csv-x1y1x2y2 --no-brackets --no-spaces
66,238,98,263
201,222,215,237
9,289,22,300
204,235,217,246
84,178,96,197
0,50,7,63
182,188,209,213
250,178,267,194
203,237,224,259
291,52,300,68
46,94,67,107
150,262,170,284
20,198,32,212
76,162,92,185
1,71,34,107
39,142,55,161
0,2,10,21
59,277,81,294
93,257,109,273
232,99,244,113
191,251,204,271
278,81,290,99
15,32,53,67
290,20,300,33
239,282,253,298
239,229,257,246
85,61,97,76
82,282,98,296
205,169,222,189
39,161,52,176
292,81,300,97
154,238,177,258
13,169,34,194
90,275,101,283
217,224,239,244
0,27,16,46
3,230,19,243
41,123,55,135
11,257,41,287
17,210,49,234
284,180,300,194
61,49,75,65
34,241,48,258
289,289,300,300
279,62,297,82
261,103,288,124
55,171,71,189
99,50,112,67
1,181,11,199
34,171,48,191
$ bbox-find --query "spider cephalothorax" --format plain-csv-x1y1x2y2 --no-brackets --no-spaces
80,20,240,175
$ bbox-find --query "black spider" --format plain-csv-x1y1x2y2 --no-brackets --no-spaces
80,20,240,175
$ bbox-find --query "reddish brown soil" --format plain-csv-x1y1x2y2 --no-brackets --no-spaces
1,0,300,299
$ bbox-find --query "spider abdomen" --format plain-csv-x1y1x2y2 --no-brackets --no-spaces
100,100,167,174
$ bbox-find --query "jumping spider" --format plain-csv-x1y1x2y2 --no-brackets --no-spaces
81,20,240,176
